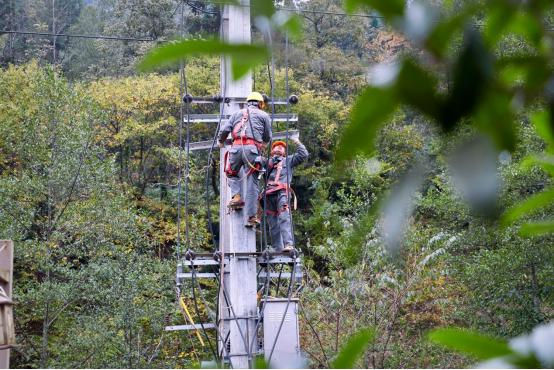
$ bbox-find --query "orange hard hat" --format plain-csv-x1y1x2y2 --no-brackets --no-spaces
271,141,287,150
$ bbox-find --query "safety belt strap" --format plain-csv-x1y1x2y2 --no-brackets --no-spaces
231,109,249,140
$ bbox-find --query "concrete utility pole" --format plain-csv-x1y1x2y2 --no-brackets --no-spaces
219,1,257,368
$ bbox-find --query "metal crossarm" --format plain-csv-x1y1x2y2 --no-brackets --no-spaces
165,323,217,331
189,130,299,151
184,95,299,106
185,113,298,123
177,271,302,281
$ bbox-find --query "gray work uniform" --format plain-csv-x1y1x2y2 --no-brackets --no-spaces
218,105,272,218
261,143,308,250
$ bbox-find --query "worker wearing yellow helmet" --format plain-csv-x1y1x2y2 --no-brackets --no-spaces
246,91,266,109
217,92,272,227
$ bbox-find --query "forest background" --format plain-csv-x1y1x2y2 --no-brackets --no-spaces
0,0,553,368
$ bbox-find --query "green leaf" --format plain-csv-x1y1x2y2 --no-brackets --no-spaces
428,328,512,360
396,59,442,120
254,356,269,369
425,11,470,58
335,87,398,162
138,39,268,80
343,0,404,19
440,29,493,130
331,327,375,368
230,51,268,80
502,187,554,225
425,19,462,57
474,92,516,151
531,110,554,153
505,11,544,48
510,354,543,369
520,220,554,236
252,0,275,18
278,13,303,41
483,5,516,46
497,55,549,93
521,155,554,176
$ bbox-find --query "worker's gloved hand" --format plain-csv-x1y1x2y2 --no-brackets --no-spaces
218,141,224,148
292,137,301,144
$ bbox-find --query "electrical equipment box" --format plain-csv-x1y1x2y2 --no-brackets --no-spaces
263,298,302,369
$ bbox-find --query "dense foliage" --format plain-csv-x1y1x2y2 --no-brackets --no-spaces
1,0,553,368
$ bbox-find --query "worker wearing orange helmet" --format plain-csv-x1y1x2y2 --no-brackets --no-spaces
260,135,308,252
217,92,272,227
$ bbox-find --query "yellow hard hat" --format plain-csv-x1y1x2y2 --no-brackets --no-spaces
247,91,264,102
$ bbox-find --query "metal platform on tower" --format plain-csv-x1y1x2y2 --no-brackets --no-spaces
176,251,303,284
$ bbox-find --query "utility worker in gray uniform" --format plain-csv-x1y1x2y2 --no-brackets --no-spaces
260,137,308,252
218,92,272,227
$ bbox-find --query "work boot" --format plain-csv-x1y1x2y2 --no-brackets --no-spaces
245,216,260,228
228,194,244,210
283,244,294,252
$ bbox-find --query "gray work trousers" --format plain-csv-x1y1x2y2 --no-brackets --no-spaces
265,190,293,250
226,144,260,218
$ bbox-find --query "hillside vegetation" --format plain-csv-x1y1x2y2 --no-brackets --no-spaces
1,0,553,368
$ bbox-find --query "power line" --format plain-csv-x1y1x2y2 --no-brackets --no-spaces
0,30,155,42
198,0,385,19
184,0,220,15
3,23,552,45
200,1,554,32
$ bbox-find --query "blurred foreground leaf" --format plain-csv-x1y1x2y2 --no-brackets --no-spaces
425,7,475,57
252,0,275,18
520,220,554,236
449,136,500,218
336,87,397,162
138,39,268,80
343,0,404,19
428,328,512,360
381,164,426,254
331,327,375,368
521,155,554,176
502,188,554,225
254,356,269,369
277,13,303,41
474,93,516,151
441,29,493,130
483,5,516,46
396,59,441,120
531,110,554,153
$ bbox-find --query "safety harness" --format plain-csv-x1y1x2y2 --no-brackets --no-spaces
262,156,297,216
224,108,263,177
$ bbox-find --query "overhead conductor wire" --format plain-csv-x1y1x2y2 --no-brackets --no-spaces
176,1,218,361
247,30,276,356
196,5,254,364
184,67,220,362
267,30,299,366
245,22,278,354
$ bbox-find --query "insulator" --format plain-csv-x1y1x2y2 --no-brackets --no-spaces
213,95,223,103
261,250,271,260
224,97,231,104
289,248,299,259
288,94,299,105
182,93,193,104
213,251,222,262
184,249,196,260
